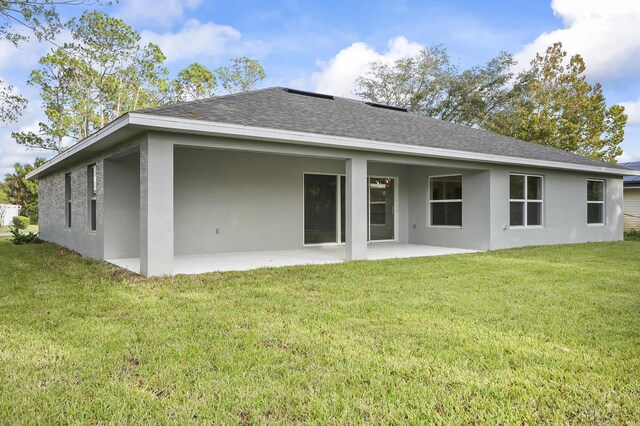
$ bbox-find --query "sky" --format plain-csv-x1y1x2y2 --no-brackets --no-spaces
1,0,640,176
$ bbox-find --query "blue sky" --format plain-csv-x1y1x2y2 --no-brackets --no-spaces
1,0,639,175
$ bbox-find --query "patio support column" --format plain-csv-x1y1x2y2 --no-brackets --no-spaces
346,156,368,260
140,134,174,276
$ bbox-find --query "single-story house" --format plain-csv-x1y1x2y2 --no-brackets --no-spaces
620,161,640,232
0,204,21,227
27,87,638,276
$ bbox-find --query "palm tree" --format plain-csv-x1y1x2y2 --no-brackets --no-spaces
4,158,46,222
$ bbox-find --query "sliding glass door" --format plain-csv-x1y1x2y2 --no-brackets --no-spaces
304,174,346,244
304,173,395,244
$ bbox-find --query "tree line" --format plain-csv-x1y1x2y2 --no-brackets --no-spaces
10,10,266,154
354,43,626,163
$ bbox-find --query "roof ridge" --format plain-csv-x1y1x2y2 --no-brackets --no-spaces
135,86,284,114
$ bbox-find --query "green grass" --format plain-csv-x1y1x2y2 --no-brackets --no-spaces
0,224,38,234
0,238,639,424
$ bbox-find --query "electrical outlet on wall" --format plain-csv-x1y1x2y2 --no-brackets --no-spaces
412,224,417,229
216,228,220,234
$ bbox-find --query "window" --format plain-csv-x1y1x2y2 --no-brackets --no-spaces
509,174,543,227
587,179,605,224
88,164,97,231
429,175,462,227
65,173,71,228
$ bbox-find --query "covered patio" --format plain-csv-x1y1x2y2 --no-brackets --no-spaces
101,135,490,276
107,243,479,275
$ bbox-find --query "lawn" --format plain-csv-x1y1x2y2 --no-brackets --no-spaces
0,238,639,424
0,224,38,234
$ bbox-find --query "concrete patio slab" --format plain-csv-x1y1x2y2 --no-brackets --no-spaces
107,243,479,275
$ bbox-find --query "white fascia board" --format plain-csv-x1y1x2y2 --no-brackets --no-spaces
129,113,639,176
27,112,640,179
26,114,130,180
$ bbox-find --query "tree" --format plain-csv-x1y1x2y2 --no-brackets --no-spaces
354,47,514,127
0,80,26,124
13,10,168,153
355,46,454,114
170,63,217,102
1,0,77,46
355,42,626,162
0,181,8,203
485,43,626,162
4,158,46,222
216,57,266,94
435,52,515,126
0,1,110,124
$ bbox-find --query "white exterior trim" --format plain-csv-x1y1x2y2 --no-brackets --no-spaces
27,112,640,180
368,175,399,242
587,178,606,225
27,114,129,180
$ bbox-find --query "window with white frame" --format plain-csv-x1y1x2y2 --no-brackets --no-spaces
509,174,543,227
65,173,72,228
429,175,462,227
88,164,97,231
587,179,605,224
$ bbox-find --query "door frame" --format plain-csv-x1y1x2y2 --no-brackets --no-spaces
368,175,399,242
302,172,399,246
302,172,345,247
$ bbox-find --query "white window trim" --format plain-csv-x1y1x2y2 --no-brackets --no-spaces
368,175,399,242
587,178,605,226
65,172,72,230
428,174,463,228
509,173,544,229
88,164,97,233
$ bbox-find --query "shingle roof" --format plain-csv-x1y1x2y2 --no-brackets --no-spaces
138,87,628,171
619,162,640,185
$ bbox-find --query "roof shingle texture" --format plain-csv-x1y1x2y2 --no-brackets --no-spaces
138,87,627,170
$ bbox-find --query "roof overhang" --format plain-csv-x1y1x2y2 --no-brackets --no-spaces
27,112,640,180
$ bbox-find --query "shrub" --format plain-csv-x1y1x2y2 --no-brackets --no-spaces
625,229,640,241
12,216,30,229
9,227,41,245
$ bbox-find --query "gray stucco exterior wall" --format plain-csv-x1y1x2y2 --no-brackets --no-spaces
35,130,625,276
488,166,623,250
103,151,140,259
408,167,491,251
38,137,141,260
173,149,417,256
174,147,344,255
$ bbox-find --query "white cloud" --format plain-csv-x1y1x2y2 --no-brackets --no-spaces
0,124,52,177
0,34,49,73
308,36,424,98
0,85,54,176
116,0,203,28
621,98,640,125
515,0,640,79
618,100,640,161
141,19,261,63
